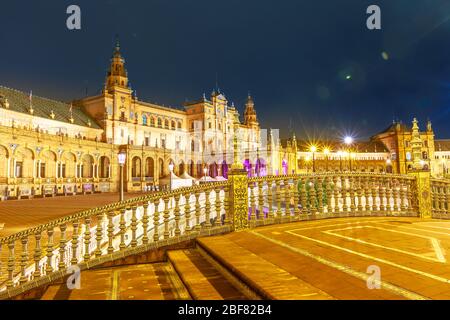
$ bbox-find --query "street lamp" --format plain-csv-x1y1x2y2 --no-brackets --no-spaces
310,145,317,173
117,151,126,202
323,148,330,172
344,136,354,146
168,162,174,191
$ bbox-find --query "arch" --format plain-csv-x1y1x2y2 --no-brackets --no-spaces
209,162,218,178
164,119,169,129
177,121,182,129
145,157,154,178
196,161,203,179
157,117,162,127
187,160,194,176
221,161,228,178
131,156,142,178
142,114,148,126
0,145,9,180
150,117,155,127
99,156,110,178
178,160,185,175
62,152,76,178
14,147,34,178
81,154,94,178
171,120,176,130
158,158,164,178
41,150,57,178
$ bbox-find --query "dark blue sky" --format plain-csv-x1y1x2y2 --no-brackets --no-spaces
2,0,450,139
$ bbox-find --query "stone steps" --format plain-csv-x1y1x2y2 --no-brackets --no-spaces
40,262,191,300
196,235,334,300
167,249,247,300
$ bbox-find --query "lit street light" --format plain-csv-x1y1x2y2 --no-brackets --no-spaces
203,167,208,181
117,151,127,202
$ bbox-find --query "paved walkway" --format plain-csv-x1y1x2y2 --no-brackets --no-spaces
0,193,138,237
200,217,450,299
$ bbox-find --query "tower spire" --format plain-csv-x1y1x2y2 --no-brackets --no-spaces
105,36,129,91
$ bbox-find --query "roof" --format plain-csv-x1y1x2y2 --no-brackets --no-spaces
289,139,389,153
0,86,101,129
375,122,410,136
435,140,450,152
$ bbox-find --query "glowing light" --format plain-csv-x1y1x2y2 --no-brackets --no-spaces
344,136,354,145
305,156,311,162
386,159,392,165
310,145,317,153
381,51,389,60
323,148,330,155
346,75,352,80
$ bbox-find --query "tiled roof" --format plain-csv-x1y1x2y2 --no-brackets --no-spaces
0,86,101,129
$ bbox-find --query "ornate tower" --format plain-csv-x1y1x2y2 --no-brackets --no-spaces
243,94,258,127
105,37,130,92
411,118,423,170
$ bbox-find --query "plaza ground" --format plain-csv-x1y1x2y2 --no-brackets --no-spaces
0,193,137,237
42,217,450,300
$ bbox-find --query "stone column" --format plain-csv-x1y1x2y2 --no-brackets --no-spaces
408,170,432,218
228,134,249,231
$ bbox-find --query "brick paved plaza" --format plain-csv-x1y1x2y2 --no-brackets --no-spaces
0,193,136,237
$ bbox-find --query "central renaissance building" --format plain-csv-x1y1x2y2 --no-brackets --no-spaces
0,40,449,199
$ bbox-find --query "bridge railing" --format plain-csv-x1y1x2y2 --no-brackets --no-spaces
431,178,450,219
247,173,419,225
0,181,231,298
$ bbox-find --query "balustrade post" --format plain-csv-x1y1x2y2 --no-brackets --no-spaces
364,177,371,213
195,191,201,231
6,241,15,289
400,180,407,213
71,221,80,265
215,188,222,223
284,179,290,216
357,177,364,213
267,180,274,218
300,179,308,215
46,227,54,274
223,186,231,225
276,180,282,216
153,200,161,241
95,213,104,256
294,179,300,216
142,203,150,244
371,177,378,212
130,206,138,247
250,183,257,220
317,178,324,214
119,209,126,249
205,191,212,228
107,211,115,253
394,179,401,212
333,176,340,213
58,224,67,270
33,232,42,279
20,237,29,284
408,171,432,218
184,193,192,231
342,177,349,213
163,197,170,239
174,194,181,236
258,181,264,220
349,176,356,214
326,177,332,215
446,185,450,215
309,178,318,214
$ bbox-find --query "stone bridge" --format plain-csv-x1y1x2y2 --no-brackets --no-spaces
1,168,450,300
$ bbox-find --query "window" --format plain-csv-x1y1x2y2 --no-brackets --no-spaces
40,163,46,178
16,161,23,178
171,121,176,130
150,117,155,127
178,121,182,129
157,118,162,127
144,137,150,146
209,122,212,129
142,115,147,126
165,119,169,129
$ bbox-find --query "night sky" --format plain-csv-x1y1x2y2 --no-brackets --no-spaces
2,0,450,140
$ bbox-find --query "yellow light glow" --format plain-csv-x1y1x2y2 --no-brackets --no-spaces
323,148,330,155
305,156,311,162
310,146,317,153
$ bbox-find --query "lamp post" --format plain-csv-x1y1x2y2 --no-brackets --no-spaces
310,146,317,173
168,162,174,191
386,158,392,173
203,167,208,182
117,151,126,202
323,148,330,172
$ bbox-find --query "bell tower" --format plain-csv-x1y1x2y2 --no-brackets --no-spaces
105,37,130,92
244,93,258,127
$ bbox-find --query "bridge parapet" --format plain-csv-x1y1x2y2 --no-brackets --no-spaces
2,171,449,299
